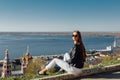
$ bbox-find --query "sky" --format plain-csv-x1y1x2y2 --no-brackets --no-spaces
0,0,120,32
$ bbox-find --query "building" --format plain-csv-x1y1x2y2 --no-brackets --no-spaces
96,37,120,53
1,49,11,78
1,48,32,78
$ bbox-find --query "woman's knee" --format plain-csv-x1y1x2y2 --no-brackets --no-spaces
53,58,59,62
53,58,63,64
64,53,70,61
64,53,69,56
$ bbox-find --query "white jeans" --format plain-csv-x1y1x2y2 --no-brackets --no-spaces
45,53,82,75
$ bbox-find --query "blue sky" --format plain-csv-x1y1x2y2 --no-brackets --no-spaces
0,0,120,32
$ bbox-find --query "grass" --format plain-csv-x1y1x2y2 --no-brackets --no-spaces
0,53,120,80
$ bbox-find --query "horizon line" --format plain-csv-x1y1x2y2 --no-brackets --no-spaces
0,31,120,33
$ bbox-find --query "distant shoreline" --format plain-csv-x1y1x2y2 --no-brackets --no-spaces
0,32,120,37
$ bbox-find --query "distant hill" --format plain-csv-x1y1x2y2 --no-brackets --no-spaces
0,32,120,37
81,32,120,37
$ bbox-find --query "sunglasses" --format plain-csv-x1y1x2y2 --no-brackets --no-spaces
72,35,78,37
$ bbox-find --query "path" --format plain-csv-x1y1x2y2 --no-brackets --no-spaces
77,70,120,80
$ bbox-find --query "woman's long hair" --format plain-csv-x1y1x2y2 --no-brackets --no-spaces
73,30,87,59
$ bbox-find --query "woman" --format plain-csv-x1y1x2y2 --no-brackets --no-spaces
38,30,87,75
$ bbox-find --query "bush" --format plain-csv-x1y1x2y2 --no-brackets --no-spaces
25,57,47,75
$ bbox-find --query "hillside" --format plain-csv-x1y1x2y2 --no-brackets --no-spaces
0,32,120,37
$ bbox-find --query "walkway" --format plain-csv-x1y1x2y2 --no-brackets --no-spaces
77,70,120,80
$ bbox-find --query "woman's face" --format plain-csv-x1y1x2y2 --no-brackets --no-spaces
72,32,79,42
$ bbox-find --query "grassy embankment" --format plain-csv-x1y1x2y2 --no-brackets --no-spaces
0,52,120,80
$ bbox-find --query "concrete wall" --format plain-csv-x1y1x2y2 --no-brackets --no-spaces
32,63,120,80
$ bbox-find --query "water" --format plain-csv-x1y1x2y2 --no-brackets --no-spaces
0,34,114,59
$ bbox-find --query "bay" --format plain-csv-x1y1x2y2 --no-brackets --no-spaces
0,34,114,59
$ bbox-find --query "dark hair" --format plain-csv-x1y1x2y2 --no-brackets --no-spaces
73,30,82,43
73,30,87,58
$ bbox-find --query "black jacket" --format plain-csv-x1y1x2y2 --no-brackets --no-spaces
69,44,85,68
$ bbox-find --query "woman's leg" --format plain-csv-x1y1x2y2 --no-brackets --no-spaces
45,53,70,70
58,53,70,72
45,58,82,75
